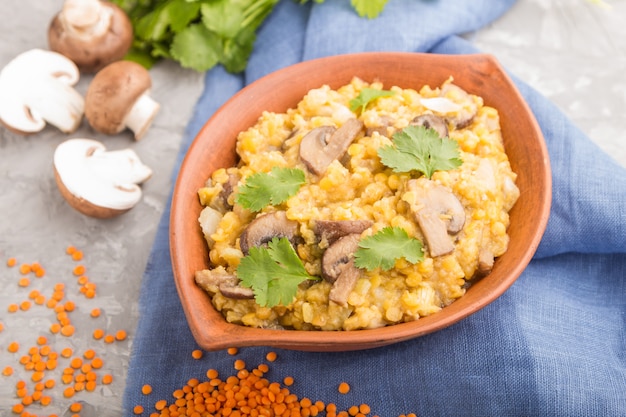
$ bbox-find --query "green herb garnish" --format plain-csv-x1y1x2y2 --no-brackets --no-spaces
349,88,396,114
377,125,463,179
354,227,424,271
235,167,305,212
237,237,317,307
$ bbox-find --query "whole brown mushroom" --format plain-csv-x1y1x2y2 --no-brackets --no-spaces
48,0,133,73
85,60,160,140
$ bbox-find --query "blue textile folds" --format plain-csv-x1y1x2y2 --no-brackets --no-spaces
123,1,626,416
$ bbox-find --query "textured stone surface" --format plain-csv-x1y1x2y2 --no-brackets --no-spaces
0,0,624,415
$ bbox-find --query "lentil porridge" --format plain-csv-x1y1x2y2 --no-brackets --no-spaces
194,76,519,331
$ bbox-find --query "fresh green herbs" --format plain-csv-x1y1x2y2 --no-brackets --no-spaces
112,0,391,72
349,88,396,114
354,227,424,271
235,167,305,212
237,237,317,307
378,125,462,179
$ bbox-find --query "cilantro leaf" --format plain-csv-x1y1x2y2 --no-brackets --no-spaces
351,0,389,19
378,125,463,179
237,237,316,307
349,88,396,114
354,227,424,271
170,23,222,72
235,167,306,212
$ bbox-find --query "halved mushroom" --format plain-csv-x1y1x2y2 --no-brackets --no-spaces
299,118,364,175
53,138,152,218
405,178,466,257
195,269,254,299
410,114,448,138
48,0,133,73
239,211,299,255
321,234,362,306
314,219,373,246
85,60,160,140
0,49,84,134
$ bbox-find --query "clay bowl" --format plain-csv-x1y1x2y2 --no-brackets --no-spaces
170,52,551,352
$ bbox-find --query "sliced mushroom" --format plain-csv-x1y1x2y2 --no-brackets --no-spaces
212,172,239,213
53,138,152,218
440,83,478,130
314,219,373,245
406,178,466,257
0,49,84,134
299,118,364,175
321,234,362,306
239,211,299,255
84,60,160,140
476,247,495,278
48,0,133,73
410,114,448,138
195,269,254,299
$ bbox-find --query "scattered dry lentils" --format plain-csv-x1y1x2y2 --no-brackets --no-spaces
1,247,130,416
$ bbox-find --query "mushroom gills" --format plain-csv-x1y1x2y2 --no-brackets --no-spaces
299,118,364,175
314,219,373,246
195,269,254,300
239,211,299,255
410,114,449,138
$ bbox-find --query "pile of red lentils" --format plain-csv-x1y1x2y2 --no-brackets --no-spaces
2,247,419,417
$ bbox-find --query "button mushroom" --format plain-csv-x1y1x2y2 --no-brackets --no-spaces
410,114,448,138
314,219,373,246
239,211,299,255
299,118,364,175
405,177,466,257
0,49,84,134
53,138,152,218
195,269,254,300
84,60,160,140
321,234,362,306
48,0,133,73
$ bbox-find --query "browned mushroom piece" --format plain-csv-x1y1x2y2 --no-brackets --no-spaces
365,115,394,137
48,0,133,73
440,83,478,130
410,114,449,138
406,177,466,257
299,118,364,175
321,234,362,306
239,211,299,255
314,219,373,245
84,60,160,140
195,269,254,299
476,247,495,278
210,172,239,213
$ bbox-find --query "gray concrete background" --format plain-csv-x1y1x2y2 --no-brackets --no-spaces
0,0,624,415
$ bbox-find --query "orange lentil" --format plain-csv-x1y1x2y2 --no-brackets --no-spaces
72,265,86,276
50,323,62,334
234,359,246,370
70,402,82,412
142,384,153,395
63,386,75,398
20,300,32,311
283,376,294,386
46,298,58,309
32,390,43,401
8,341,19,353
71,250,83,261
62,374,74,385
34,294,46,305
0,322,3,331
7,303,19,313
45,379,56,389
102,374,113,384
227,347,239,355
36,336,47,345
19,263,32,274
86,380,97,391
104,334,115,344
206,369,219,379
53,282,65,291
40,345,51,356
66,245,77,255
192,349,203,360
70,357,83,369
2,366,13,376
51,291,64,302
93,328,104,340
338,382,350,394
61,347,73,358
348,405,359,416
32,263,45,277
61,325,75,337
16,387,28,398
16,380,26,390
90,308,101,318
85,288,96,298
74,381,86,391
46,359,58,370
41,395,52,406
12,404,24,414
18,277,30,287
134,405,144,414
115,329,128,341
155,400,167,410
91,357,103,369
83,349,96,359
64,300,76,311
7,257,17,267
265,351,277,362
78,275,89,285
81,364,92,374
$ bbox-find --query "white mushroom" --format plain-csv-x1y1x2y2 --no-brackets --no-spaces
85,60,160,140
53,138,152,218
48,0,133,73
0,49,84,134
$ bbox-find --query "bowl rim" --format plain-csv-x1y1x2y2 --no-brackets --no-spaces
170,51,552,352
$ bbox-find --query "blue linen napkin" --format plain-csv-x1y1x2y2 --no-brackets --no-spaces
124,1,626,416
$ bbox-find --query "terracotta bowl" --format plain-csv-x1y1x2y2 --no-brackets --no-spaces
170,52,552,352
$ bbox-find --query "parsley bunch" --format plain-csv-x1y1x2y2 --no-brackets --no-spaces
111,0,390,73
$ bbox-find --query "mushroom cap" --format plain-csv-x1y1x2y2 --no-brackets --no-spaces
0,49,84,134
48,1,133,73
53,138,152,218
239,211,298,255
84,60,152,135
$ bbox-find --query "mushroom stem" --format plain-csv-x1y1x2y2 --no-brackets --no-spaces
123,93,160,140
